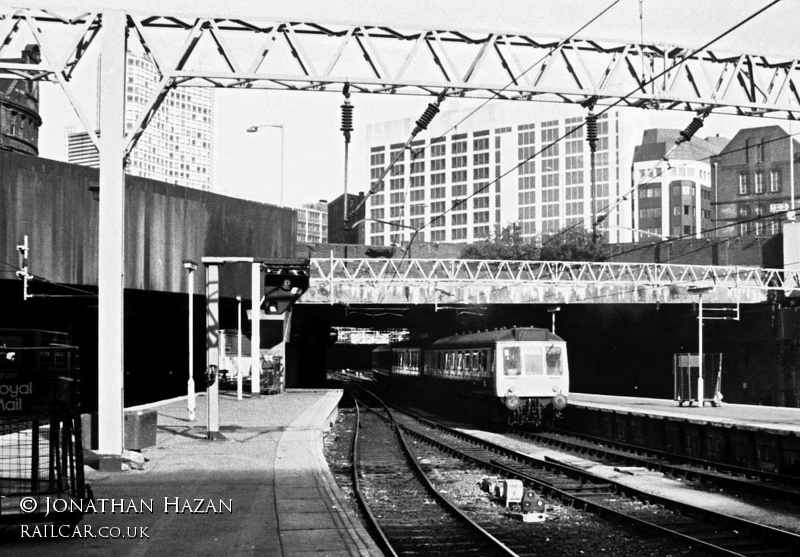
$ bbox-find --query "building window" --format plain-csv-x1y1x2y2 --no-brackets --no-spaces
738,172,748,195
754,171,764,194
451,228,467,240
473,226,490,238
473,137,489,151
770,169,782,192
473,152,490,165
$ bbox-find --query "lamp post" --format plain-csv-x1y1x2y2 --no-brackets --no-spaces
688,285,713,406
236,296,243,401
183,259,198,421
547,306,561,334
246,124,284,206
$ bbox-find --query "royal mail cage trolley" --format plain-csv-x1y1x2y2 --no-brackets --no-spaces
0,345,90,526
673,352,723,407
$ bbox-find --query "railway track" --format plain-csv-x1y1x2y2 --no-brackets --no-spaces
348,389,518,557
510,428,800,506
390,406,800,556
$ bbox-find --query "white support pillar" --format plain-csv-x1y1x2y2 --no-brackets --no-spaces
251,262,261,395
96,10,127,467
697,294,705,406
236,296,243,400
205,263,223,440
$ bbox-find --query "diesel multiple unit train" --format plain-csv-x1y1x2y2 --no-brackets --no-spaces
372,327,569,427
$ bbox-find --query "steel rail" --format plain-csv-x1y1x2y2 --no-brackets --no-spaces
352,386,519,557
349,397,399,557
392,406,800,556
516,428,800,497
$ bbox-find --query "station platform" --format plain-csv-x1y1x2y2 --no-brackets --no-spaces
1,389,382,557
563,393,800,474
570,393,800,434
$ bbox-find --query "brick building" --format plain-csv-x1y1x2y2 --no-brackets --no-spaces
0,44,41,156
713,125,800,237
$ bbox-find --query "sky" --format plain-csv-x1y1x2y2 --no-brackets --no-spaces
27,0,800,209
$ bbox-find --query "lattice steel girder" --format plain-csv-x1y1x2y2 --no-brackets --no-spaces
306,259,800,304
1,7,800,121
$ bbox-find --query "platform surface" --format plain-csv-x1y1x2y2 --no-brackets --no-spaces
570,393,800,434
0,389,382,556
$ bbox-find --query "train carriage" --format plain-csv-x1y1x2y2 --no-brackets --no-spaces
372,327,569,427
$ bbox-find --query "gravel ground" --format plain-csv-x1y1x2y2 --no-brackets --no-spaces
324,408,713,557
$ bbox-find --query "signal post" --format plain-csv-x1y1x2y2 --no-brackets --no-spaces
201,257,309,440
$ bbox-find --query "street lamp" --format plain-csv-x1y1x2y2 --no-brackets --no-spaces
236,296,243,401
246,124,284,206
688,285,713,406
547,306,561,334
183,259,198,421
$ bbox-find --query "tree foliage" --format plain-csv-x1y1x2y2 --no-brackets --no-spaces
459,224,609,261
540,226,609,261
459,225,540,260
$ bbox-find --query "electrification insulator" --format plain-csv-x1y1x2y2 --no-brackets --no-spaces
413,102,440,135
678,116,705,144
586,111,598,153
340,101,353,143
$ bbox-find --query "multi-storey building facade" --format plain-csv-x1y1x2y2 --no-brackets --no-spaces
327,192,366,244
0,45,41,156
67,52,214,190
364,103,638,246
713,125,800,238
631,129,728,241
296,201,329,244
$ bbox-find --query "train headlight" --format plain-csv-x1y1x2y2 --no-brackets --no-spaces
505,395,521,411
553,393,568,410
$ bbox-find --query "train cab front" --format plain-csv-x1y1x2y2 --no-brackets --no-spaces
497,341,569,428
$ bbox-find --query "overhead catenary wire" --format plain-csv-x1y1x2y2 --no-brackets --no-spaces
368,1,782,306
404,0,782,255
541,110,722,250
341,82,354,232
348,0,625,238
365,0,634,303
346,91,447,226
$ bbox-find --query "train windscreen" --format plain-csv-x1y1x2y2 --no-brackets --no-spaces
546,345,563,376
502,344,563,376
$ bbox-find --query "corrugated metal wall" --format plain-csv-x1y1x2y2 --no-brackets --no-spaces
1,150,296,297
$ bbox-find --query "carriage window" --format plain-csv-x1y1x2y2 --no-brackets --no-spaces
479,351,487,373
522,346,544,375
546,345,563,376
456,352,464,371
502,347,521,376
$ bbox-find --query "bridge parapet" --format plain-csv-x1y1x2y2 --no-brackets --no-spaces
302,259,800,305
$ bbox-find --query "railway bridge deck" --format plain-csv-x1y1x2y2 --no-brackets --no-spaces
302,258,800,306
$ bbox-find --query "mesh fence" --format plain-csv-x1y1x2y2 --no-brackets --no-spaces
0,343,85,522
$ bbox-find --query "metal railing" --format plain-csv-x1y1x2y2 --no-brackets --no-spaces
309,258,800,291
